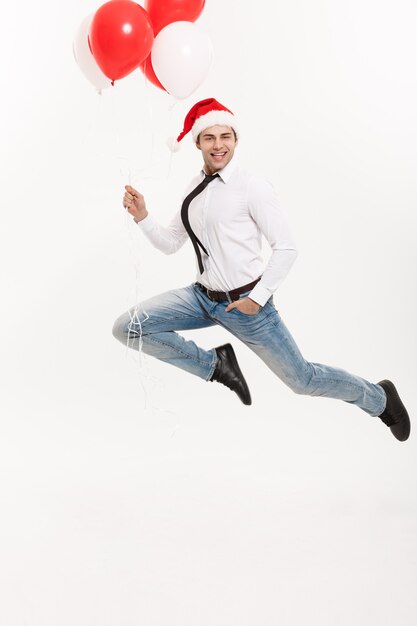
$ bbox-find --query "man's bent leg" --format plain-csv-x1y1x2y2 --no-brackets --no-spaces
112,284,218,381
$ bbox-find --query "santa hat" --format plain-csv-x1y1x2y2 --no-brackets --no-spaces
167,97,239,152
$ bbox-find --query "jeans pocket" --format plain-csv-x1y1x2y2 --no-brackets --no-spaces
234,307,262,317
231,302,262,317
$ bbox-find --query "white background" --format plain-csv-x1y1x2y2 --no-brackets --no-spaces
1,1,416,624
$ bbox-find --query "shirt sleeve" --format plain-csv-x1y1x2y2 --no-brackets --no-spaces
136,209,188,255
135,177,201,254
247,176,298,306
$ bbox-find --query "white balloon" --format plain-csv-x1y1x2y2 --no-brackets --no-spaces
151,21,213,100
73,14,112,93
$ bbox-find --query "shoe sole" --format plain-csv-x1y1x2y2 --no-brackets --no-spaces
379,379,410,441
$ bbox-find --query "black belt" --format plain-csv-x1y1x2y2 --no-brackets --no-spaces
196,276,262,302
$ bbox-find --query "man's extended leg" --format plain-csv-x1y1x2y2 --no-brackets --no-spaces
215,292,386,417
211,290,410,438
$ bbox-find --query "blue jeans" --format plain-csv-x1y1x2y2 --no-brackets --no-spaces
112,282,386,417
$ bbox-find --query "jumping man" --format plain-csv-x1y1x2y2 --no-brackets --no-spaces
113,98,410,442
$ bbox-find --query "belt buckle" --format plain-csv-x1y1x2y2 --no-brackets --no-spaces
199,283,211,300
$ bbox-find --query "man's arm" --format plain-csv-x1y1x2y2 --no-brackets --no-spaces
123,184,188,255
246,177,298,306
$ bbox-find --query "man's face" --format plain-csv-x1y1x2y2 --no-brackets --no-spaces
196,125,238,174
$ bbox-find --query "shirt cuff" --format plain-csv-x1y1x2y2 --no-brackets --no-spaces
247,283,273,307
135,213,155,233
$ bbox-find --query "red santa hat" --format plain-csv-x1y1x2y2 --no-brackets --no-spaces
167,97,239,152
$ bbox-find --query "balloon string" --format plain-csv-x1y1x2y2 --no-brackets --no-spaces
166,96,179,178
123,204,179,433
80,90,103,149
77,84,178,430
116,75,182,435
121,168,161,415
142,62,156,169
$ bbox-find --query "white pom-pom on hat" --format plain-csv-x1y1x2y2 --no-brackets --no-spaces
166,136,181,152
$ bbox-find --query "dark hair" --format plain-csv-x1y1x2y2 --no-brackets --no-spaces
197,128,237,143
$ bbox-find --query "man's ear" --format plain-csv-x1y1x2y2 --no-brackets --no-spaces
196,141,201,151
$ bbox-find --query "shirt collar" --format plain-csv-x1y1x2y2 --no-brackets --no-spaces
201,153,239,184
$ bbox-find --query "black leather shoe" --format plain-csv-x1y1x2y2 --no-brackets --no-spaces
377,379,410,441
210,343,252,405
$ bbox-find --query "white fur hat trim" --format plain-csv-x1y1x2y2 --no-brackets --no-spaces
191,110,238,142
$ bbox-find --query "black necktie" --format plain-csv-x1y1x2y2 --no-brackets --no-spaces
181,173,220,274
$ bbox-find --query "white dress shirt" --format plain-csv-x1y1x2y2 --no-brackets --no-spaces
137,154,298,307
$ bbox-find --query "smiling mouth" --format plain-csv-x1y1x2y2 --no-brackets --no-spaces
211,152,227,160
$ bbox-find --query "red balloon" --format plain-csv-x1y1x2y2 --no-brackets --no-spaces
145,0,205,35
89,1,154,81
141,54,166,91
